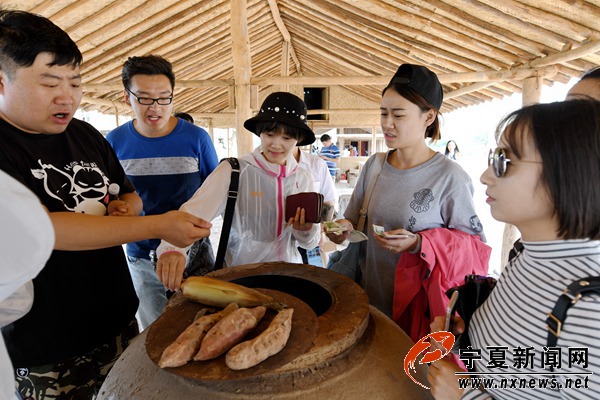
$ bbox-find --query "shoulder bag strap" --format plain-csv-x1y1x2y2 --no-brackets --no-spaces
546,276,600,347
356,152,386,232
214,157,240,270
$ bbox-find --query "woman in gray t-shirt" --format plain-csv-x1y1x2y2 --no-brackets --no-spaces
327,64,485,317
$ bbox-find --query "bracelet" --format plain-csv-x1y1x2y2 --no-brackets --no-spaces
409,234,422,254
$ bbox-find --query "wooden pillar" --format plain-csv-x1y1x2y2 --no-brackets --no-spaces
226,128,231,157
372,127,377,154
207,119,214,142
522,76,542,106
500,76,542,267
231,0,253,156
281,41,290,92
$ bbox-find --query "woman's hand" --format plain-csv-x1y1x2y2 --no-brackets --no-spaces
373,228,419,254
324,219,353,244
156,252,187,291
427,358,466,400
288,207,313,231
430,315,465,335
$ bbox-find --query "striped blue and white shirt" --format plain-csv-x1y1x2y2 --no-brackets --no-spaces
319,143,340,177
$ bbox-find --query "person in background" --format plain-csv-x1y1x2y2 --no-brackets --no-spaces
428,99,600,400
106,55,219,330
326,64,485,322
0,11,210,399
444,139,461,160
1,171,54,400
174,111,194,123
293,145,337,265
319,133,340,179
566,66,600,101
156,92,322,291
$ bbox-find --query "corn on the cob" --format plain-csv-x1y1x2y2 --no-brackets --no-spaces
181,276,285,311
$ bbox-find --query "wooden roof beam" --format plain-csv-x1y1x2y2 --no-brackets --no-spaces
528,39,600,67
83,66,559,92
267,0,301,74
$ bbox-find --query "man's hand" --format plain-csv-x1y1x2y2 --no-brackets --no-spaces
156,252,187,291
107,200,136,216
153,211,211,248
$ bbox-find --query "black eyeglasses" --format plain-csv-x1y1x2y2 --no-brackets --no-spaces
488,147,542,177
126,88,173,106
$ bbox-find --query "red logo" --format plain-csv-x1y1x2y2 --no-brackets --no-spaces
404,331,455,389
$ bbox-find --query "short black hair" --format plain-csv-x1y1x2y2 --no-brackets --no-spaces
122,55,175,91
0,9,82,78
174,112,194,123
496,99,600,240
255,121,305,143
580,67,600,81
320,134,331,143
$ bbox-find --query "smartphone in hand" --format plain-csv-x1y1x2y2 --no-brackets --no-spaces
444,290,459,332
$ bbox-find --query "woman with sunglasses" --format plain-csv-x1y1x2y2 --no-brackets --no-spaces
326,64,487,328
428,99,600,399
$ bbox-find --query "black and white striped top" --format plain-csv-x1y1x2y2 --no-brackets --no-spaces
463,240,600,399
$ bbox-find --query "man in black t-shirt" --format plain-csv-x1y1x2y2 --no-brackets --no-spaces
0,10,212,399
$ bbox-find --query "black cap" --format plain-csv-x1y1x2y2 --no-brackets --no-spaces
244,92,316,146
389,64,443,110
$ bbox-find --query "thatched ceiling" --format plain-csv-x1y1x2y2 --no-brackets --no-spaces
7,0,600,129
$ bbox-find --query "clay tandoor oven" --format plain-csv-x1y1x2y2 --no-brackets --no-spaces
98,262,433,399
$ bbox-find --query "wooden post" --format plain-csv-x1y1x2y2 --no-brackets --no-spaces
207,119,214,142
281,41,290,93
522,76,542,106
500,76,542,268
231,0,253,156
372,127,377,154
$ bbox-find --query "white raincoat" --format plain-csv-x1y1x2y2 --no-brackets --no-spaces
157,147,321,266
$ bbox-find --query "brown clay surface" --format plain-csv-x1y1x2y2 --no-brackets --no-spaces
145,288,318,381
206,262,370,370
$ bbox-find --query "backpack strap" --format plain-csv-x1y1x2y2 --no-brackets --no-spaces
214,157,240,270
546,276,600,347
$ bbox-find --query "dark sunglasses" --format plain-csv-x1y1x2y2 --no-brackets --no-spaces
126,88,173,106
488,148,510,177
488,147,542,177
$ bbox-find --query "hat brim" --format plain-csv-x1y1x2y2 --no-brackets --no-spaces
244,115,316,146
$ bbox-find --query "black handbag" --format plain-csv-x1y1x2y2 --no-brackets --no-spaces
445,274,497,355
184,237,215,278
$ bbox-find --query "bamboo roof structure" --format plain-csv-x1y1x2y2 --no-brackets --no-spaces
7,0,600,130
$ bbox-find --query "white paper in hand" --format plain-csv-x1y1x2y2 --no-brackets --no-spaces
323,221,348,233
347,230,368,243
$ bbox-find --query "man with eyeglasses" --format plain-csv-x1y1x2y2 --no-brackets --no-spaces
106,55,219,330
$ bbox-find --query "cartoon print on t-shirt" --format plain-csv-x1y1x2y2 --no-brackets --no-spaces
410,189,434,213
469,215,484,233
31,159,110,215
